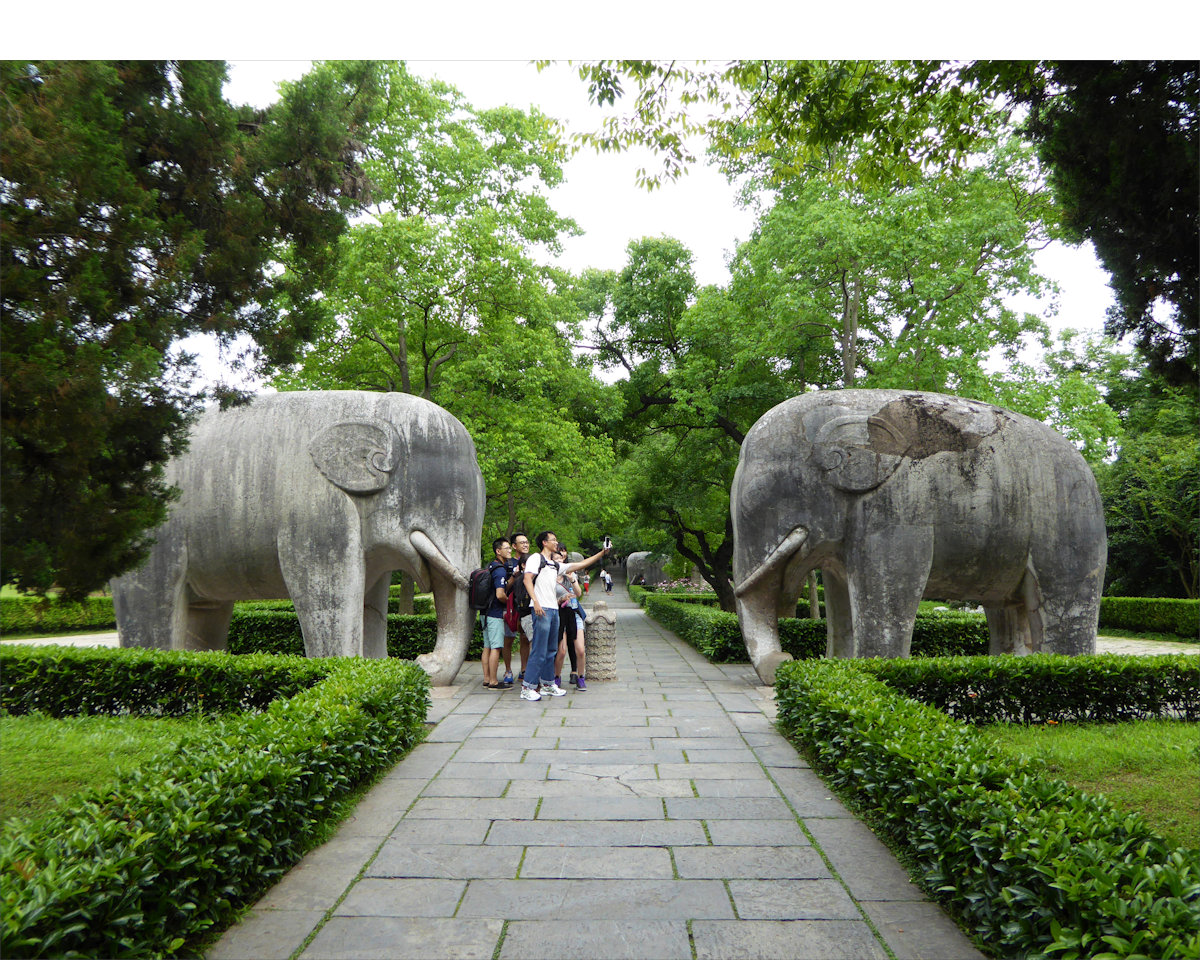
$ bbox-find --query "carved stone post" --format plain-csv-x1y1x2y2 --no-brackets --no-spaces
584,600,618,681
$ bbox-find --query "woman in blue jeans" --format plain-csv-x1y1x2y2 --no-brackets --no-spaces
520,532,609,702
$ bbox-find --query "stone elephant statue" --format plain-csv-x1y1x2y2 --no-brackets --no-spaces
111,390,485,685
626,551,667,587
731,390,1106,684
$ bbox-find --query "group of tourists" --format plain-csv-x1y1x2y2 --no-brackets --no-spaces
479,532,611,701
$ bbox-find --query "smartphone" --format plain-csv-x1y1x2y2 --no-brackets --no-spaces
603,536,612,550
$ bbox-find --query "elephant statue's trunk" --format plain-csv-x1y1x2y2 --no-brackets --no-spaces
735,526,809,598
410,530,469,589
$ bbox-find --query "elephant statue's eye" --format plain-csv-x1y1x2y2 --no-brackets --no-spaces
818,448,846,471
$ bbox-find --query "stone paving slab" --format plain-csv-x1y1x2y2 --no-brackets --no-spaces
519,845,675,879
301,917,501,960
692,919,890,959
206,583,986,960
458,879,736,920
368,842,523,879
499,920,691,960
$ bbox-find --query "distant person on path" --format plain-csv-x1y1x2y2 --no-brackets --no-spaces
602,569,613,593
481,537,513,689
522,532,609,701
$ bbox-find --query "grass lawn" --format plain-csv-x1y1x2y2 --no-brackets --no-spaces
985,719,1200,850
0,713,215,823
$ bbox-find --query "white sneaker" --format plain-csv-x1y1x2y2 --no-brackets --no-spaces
520,686,541,701
540,682,566,697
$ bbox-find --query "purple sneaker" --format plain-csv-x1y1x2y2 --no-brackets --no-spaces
576,676,587,691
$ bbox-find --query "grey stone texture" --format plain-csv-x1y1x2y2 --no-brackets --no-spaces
624,551,668,587
205,581,985,960
732,389,1107,682
110,391,486,685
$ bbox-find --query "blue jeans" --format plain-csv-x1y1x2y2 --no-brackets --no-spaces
526,607,560,688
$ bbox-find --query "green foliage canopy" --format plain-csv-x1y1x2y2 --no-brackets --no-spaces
1,60,379,597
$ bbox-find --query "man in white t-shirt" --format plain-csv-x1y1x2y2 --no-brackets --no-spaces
521,531,609,701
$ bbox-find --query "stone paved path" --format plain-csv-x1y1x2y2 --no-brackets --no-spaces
205,584,985,960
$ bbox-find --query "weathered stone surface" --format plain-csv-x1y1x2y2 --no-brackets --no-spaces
585,600,619,680
860,900,990,960
206,909,324,960
732,389,1107,682
500,920,691,959
301,917,501,960
727,879,860,920
458,879,735,920
625,552,668,587
110,391,486,685
692,920,888,959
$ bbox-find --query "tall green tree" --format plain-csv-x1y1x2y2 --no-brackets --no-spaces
1,60,379,597
727,139,1055,397
1015,60,1198,387
589,238,790,608
569,59,1197,381
1099,383,1198,599
272,62,625,551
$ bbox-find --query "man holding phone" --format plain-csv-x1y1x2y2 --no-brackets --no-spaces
521,532,610,701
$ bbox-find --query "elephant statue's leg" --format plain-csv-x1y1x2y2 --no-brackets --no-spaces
184,599,234,651
362,572,390,659
821,566,855,658
985,605,1034,656
280,518,367,658
1028,530,1104,657
416,565,471,685
844,530,932,658
112,534,189,650
735,576,794,685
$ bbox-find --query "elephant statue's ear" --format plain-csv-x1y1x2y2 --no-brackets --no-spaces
812,415,910,493
309,420,401,494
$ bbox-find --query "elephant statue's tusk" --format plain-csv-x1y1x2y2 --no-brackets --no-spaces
410,530,469,590
735,526,810,598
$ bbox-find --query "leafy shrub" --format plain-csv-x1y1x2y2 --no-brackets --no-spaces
0,593,437,638
640,596,988,662
0,596,116,634
0,646,430,959
226,610,483,659
776,659,1200,959
865,653,1199,724
0,645,328,716
1100,597,1199,640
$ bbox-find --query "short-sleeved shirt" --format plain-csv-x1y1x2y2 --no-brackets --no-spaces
485,561,507,619
524,553,560,609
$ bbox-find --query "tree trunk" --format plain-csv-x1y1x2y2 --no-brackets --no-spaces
711,570,737,613
842,271,860,388
396,574,415,615
808,571,821,619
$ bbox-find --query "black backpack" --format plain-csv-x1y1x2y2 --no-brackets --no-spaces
508,557,530,612
468,561,501,611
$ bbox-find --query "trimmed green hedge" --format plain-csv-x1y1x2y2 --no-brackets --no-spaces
0,645,329,717
776,657,1200,960
864,653,1200,724
639,594,988,663
0,597,117,634
1100,597,1198,640
0,594,436,637
0,645,430,959
226,610,483,659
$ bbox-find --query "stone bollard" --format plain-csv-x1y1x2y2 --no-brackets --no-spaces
584,600,618,681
